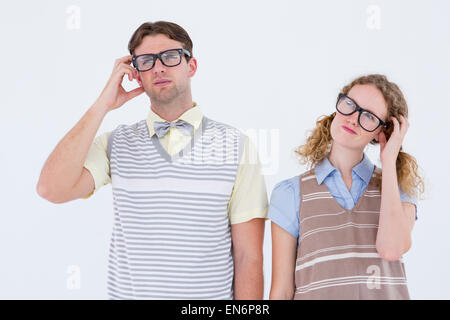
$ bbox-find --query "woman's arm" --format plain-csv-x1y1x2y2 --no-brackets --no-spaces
376,161,416,261
376,115,416,261
269,222,298,299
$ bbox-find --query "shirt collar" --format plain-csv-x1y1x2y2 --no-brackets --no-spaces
315,156,337,185
315,153,374,185
353,153,375,185
146,102,202,138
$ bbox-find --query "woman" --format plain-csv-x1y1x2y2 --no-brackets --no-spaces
269,74,424,300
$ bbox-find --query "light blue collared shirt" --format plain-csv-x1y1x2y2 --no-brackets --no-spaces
268,153,418,239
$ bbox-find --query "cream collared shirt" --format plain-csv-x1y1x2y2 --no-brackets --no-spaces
83,104,268,224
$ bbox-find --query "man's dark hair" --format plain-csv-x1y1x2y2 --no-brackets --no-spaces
128,21,193,60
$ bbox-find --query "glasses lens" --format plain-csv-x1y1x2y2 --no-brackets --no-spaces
337,97,356,115
360,111,380,131
161,50,182,66
135,55,155,71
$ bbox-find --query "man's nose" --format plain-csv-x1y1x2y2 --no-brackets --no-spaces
152,57,167,73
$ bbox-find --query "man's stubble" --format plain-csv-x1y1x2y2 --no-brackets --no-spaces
145,80,189,106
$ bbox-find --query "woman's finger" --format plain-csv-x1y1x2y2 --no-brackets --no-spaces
399,115,409,136
391,116,400,135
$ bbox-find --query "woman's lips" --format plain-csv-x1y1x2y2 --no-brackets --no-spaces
342,125,357,134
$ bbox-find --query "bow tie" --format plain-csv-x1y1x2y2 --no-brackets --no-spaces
153,120,194,139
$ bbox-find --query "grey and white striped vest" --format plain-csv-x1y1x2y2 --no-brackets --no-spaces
105,116,244,299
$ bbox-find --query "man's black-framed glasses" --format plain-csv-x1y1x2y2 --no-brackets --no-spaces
132,48,191,72
336,93,387,132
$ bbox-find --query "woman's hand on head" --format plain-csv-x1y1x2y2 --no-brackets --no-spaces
378,115,409,164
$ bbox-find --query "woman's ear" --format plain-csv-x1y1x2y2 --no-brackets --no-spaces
372,130,383,143
377,130,387,144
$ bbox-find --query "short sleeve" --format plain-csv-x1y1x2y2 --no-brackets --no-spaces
399,186,418,220
228,135,269,224
268,176,300,239
81,131,111,199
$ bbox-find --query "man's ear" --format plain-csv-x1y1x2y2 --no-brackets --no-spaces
187,57,198,78
135,71,142,87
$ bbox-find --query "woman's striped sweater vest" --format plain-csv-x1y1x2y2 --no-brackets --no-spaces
294,167,410,299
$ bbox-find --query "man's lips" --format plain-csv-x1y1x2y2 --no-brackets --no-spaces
342,125,357,134
153,79,171,87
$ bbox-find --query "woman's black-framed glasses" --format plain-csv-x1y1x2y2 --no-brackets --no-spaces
132,48,191,72
336,93,387,132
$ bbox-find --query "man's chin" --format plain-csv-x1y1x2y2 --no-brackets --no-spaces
149,91,178,104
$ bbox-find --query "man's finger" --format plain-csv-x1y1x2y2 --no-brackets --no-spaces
126,86,145,101
114,55,133,69
114,65,135,82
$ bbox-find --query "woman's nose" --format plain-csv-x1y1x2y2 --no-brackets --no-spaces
346,111,359,127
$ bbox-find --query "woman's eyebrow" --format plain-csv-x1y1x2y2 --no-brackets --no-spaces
348,95,379,115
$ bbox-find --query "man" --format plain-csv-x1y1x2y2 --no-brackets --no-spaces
36,21,268,299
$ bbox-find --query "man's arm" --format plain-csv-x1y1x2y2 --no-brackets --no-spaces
36,55,144,203
228,135,268,299
231,218,265,299
36,103,109,203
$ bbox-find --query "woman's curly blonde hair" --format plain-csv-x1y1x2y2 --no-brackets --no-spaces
295,74,424,198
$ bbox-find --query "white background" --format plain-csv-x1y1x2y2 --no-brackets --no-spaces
1,0,449,299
